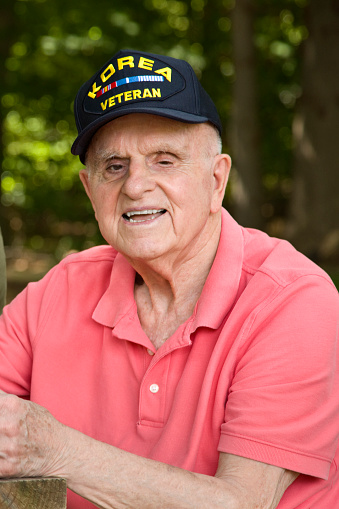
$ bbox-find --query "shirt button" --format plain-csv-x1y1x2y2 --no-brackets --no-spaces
149,384,159,394
147,349,155,356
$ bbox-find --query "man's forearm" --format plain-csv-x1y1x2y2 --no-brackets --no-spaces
0,391,240,508
61,425,298,509
63,427,237,509
0,393,295,509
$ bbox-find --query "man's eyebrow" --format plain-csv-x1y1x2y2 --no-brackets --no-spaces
155,150,179,158
150,145,188,160
89,143,189,166
92,151,126,166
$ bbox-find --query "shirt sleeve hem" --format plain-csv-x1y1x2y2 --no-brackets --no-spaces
218,432,331,480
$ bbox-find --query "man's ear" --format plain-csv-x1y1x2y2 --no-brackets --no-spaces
79,169,97,215
211,154,232,214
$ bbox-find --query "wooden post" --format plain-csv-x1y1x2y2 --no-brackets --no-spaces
0,477,67,508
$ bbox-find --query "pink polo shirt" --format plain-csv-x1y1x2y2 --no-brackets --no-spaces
0,209,338,508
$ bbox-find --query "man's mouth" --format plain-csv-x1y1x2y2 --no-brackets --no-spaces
122,209,166,223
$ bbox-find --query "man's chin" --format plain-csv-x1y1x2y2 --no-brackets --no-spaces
118,241,170,265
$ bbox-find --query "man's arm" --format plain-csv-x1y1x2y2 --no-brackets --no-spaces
67,434,298,509
0,392,297,509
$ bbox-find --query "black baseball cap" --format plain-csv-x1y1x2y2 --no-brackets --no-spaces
71,49,222,163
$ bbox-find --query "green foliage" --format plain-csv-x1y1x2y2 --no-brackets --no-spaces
254,0,308,222
0,0,309,260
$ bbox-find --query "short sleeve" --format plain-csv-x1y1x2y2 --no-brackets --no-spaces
219,275,339,480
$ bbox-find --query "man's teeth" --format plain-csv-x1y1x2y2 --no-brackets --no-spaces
124,209,165,223
125,209,161,218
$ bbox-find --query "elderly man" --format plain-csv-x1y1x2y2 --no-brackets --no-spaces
0,50,338,509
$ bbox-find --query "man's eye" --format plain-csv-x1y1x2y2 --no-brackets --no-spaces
158,160,172,166
107,164,124,172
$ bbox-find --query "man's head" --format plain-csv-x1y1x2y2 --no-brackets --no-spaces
73,50,230,266
71,49,222,164
79,113,230,265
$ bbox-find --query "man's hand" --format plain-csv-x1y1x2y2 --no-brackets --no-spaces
0,391,67,479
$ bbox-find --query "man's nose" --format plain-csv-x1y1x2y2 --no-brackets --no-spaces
121,160,156,199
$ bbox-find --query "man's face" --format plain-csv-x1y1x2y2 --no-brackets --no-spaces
80,113,229,265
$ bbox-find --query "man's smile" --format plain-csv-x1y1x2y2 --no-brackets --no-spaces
122,209,167,223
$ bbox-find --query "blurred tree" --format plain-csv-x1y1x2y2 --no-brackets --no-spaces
287,0,339,261
231,0,263,229
0,0,18,206
254,0,307,234
0,0,234,262
1,0,338,269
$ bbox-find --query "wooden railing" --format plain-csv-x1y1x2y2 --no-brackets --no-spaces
0,477,66,508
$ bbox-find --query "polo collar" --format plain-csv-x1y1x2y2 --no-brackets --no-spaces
92,252,137,328
93,209,244,332
190,208,244,331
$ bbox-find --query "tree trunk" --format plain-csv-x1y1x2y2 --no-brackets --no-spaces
230,0,263,229
287,0,339,261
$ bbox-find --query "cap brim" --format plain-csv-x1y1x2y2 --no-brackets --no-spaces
71,106,216,163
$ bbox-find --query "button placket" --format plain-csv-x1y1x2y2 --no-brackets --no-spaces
139,354,171,425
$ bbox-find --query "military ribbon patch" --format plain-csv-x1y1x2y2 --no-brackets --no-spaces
96,75,165,98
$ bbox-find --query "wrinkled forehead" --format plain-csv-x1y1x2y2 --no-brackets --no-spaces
86,113,209,161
